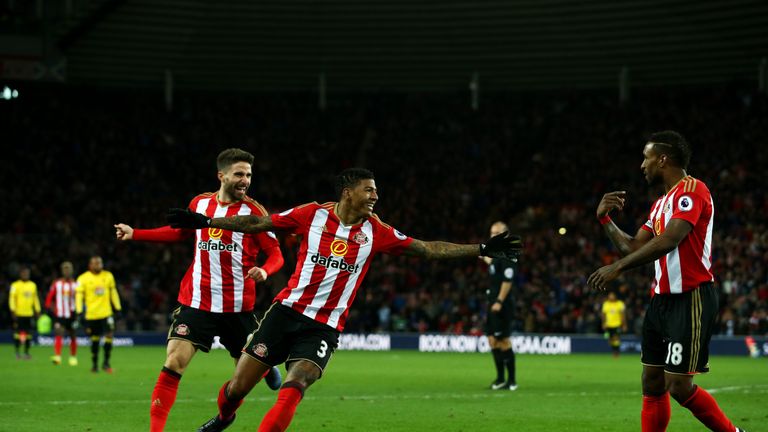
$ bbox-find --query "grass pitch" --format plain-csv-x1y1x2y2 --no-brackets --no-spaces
1,344,766,431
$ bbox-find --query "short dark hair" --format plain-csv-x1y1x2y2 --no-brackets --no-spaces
217,148,255,171
648,131,691,169
334,168,375,198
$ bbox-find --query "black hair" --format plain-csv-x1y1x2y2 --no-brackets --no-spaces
334,168,375,198
217,148,255,171
648,130,691,169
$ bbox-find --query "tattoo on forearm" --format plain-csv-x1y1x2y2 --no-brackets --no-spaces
211,215,271,233
405,240,479,259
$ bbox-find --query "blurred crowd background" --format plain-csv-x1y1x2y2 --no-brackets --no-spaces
1,84,766,337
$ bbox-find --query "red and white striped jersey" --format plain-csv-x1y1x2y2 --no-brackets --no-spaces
641,176,714,295
133,193,282,313
45,278,77,318
271,202,413,331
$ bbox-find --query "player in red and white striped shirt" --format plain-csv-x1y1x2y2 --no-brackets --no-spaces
45,261,79,366
589,131,743,432
169,167,523,432
115,148,285,432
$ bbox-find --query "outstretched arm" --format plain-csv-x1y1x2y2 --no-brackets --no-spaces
167,208,275,233
403,239,480,259
403,231,522,260
210,215,274,233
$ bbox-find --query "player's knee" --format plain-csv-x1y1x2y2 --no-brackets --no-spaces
666,378,695,403
641,369,665,395
164,349,194,374
286,361,321,388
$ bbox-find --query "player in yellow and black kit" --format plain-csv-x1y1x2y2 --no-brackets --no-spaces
76,256,122,373
9,267,41,360
601,291,626,358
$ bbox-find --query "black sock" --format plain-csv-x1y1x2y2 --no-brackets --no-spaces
501,349,516,384
491,348,504,382
91,338,100,367
13,334,20,354
24,338,31,354
103,338,113,366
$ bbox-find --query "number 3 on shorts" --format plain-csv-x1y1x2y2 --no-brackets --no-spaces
666,342,683,366
317,340,328,358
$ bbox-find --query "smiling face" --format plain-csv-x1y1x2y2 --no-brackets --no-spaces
344,178,378,219
218,161,252,202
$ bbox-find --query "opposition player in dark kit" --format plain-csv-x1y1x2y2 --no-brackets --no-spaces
589,131,745,432
168,167,523,432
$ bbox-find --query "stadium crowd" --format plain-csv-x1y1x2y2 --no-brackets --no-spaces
1,84,766,338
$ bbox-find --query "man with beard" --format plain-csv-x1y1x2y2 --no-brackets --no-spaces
168,167,523,432
115,148,284,432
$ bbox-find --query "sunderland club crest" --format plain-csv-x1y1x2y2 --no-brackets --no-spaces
253,343,268,358
352,231,369,245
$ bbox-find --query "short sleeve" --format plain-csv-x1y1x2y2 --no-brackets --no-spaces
374,223,414,255
270,203,316,235
670,192,704,226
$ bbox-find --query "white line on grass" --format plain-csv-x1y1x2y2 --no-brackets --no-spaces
2,384,765,406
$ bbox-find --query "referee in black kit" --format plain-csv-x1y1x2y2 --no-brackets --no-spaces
482,221,519,391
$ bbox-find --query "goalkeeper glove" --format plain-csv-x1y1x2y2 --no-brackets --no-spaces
167,208,211,229
480,231,523,260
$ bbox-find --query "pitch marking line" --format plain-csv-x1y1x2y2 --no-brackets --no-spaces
1,384,765,406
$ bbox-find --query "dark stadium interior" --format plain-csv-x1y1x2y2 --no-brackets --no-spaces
1,85,766,337
1,0,767,338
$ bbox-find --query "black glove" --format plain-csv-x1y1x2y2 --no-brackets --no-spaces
167,208,211,229
113,310,122,320
480,231,523,260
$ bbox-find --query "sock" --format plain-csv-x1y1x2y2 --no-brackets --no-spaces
501,349,516,384
611,339,620,356
103,337,113,366
54,335,63,356
19,331,28,353
70,336,78,356
682,386,736,432
218,381,244,421
24,336,31,354
258,382,305,432
641,392,671,432
91,336,100,367
491,348,504,382
150,367,182,432
13,333,20,354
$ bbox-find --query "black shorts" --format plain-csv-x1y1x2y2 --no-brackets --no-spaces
53,317,77,331
243,303,340,377
13,317,34,333
168,305,257,359
641,283,718,374
86,317,115,337
485,305,513,338
606,327,621,338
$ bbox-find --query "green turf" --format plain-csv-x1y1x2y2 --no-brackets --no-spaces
1,345,766,431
